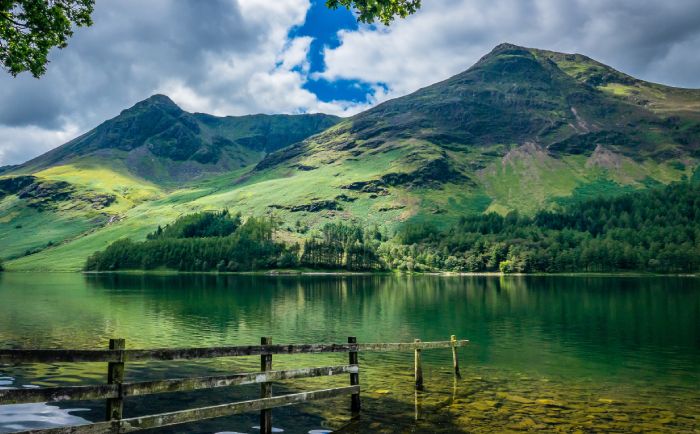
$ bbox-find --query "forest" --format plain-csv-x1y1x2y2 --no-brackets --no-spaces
388,180,700,273
84,180,700,273
84,210,383,272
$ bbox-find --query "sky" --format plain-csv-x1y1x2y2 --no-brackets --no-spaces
1,0,700,166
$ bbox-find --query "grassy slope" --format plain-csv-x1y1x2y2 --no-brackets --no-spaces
0,196,98,260
6,188,198,271
2,159,690,272
1,162,162,265
539,49,700,116
8,152,689,272
36,163,162,209
3,163,262,271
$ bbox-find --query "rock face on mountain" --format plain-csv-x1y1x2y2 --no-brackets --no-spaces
13,94,340,183
1,43,699,271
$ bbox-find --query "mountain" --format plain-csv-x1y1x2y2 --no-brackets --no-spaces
252,43,700,213
13,94,341,184
1,43,699,271
0,95,339,263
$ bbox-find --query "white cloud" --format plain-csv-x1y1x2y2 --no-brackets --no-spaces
0,124,81,167
280,36,313,73
320,0,700,103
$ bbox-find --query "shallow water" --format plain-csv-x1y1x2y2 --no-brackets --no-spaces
0,273,698,433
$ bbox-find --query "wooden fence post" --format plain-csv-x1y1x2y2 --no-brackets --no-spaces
106,338,125,421
414,338,423,391
348,336,360,416
451,335,461,378
260,337,272,434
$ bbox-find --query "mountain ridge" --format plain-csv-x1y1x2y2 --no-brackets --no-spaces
11,94,341,184
250,43,698,202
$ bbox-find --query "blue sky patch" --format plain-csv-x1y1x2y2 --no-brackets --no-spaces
290,0,378,104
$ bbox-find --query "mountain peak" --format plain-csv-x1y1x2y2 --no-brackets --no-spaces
467,42,543,74
145,93,175,104
481,42,532,59
491,42,527,52
134,94,180,110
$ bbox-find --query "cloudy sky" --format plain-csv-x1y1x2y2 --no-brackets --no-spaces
1,0,700,166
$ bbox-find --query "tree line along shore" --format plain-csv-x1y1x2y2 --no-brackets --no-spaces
82,180,700,274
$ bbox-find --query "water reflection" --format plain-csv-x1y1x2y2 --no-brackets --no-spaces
0,375,91,433
0,273,698,432
0,403,90,433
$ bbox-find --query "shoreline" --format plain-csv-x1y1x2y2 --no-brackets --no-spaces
1,269,697,278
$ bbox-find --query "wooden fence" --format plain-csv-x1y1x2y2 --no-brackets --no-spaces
0,336,469,434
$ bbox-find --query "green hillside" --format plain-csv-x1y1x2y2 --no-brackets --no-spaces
2,43,699,271
0,98,339,267
251,43,699,216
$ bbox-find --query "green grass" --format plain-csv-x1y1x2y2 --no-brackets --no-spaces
35,163,163,210
0,197,100,260
479,147,581,214
0,162,162,262
551,178,637,206
6,196,191,271
599,83,636,96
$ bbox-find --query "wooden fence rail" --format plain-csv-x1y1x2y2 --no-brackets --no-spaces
0,340,468,364
0,365,360,405
0,337,468,434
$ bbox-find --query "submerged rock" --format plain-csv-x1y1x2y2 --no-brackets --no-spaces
469,400,498,411
496,392,533,404
535,399,568,408
507,417,536,430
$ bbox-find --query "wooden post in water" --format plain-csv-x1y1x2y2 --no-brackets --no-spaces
106,338,125,421
348,336,360,416
414,338,423,391
260,337,273,434
451,335,461,378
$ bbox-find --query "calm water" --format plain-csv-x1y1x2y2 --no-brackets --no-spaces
0,273,698,433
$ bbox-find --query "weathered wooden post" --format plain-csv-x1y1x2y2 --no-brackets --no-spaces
414,338,423,390
348,336,360,416
451,335,461,378
260,336,273,434
106,338,125,421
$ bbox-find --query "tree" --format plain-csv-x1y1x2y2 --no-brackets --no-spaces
499,260,514,274
326,0,421,25
1,0,94,77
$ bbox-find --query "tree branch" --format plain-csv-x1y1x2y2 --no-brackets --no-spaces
0,11,30,29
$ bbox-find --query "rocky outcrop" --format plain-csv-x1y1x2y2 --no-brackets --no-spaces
341,157,468,193
269,200,342,213
0,175,116,210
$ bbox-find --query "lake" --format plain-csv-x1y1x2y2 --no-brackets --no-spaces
0,273,698,433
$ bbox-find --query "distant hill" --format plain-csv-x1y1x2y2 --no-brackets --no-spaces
1,43,699,271
11,94,341,184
